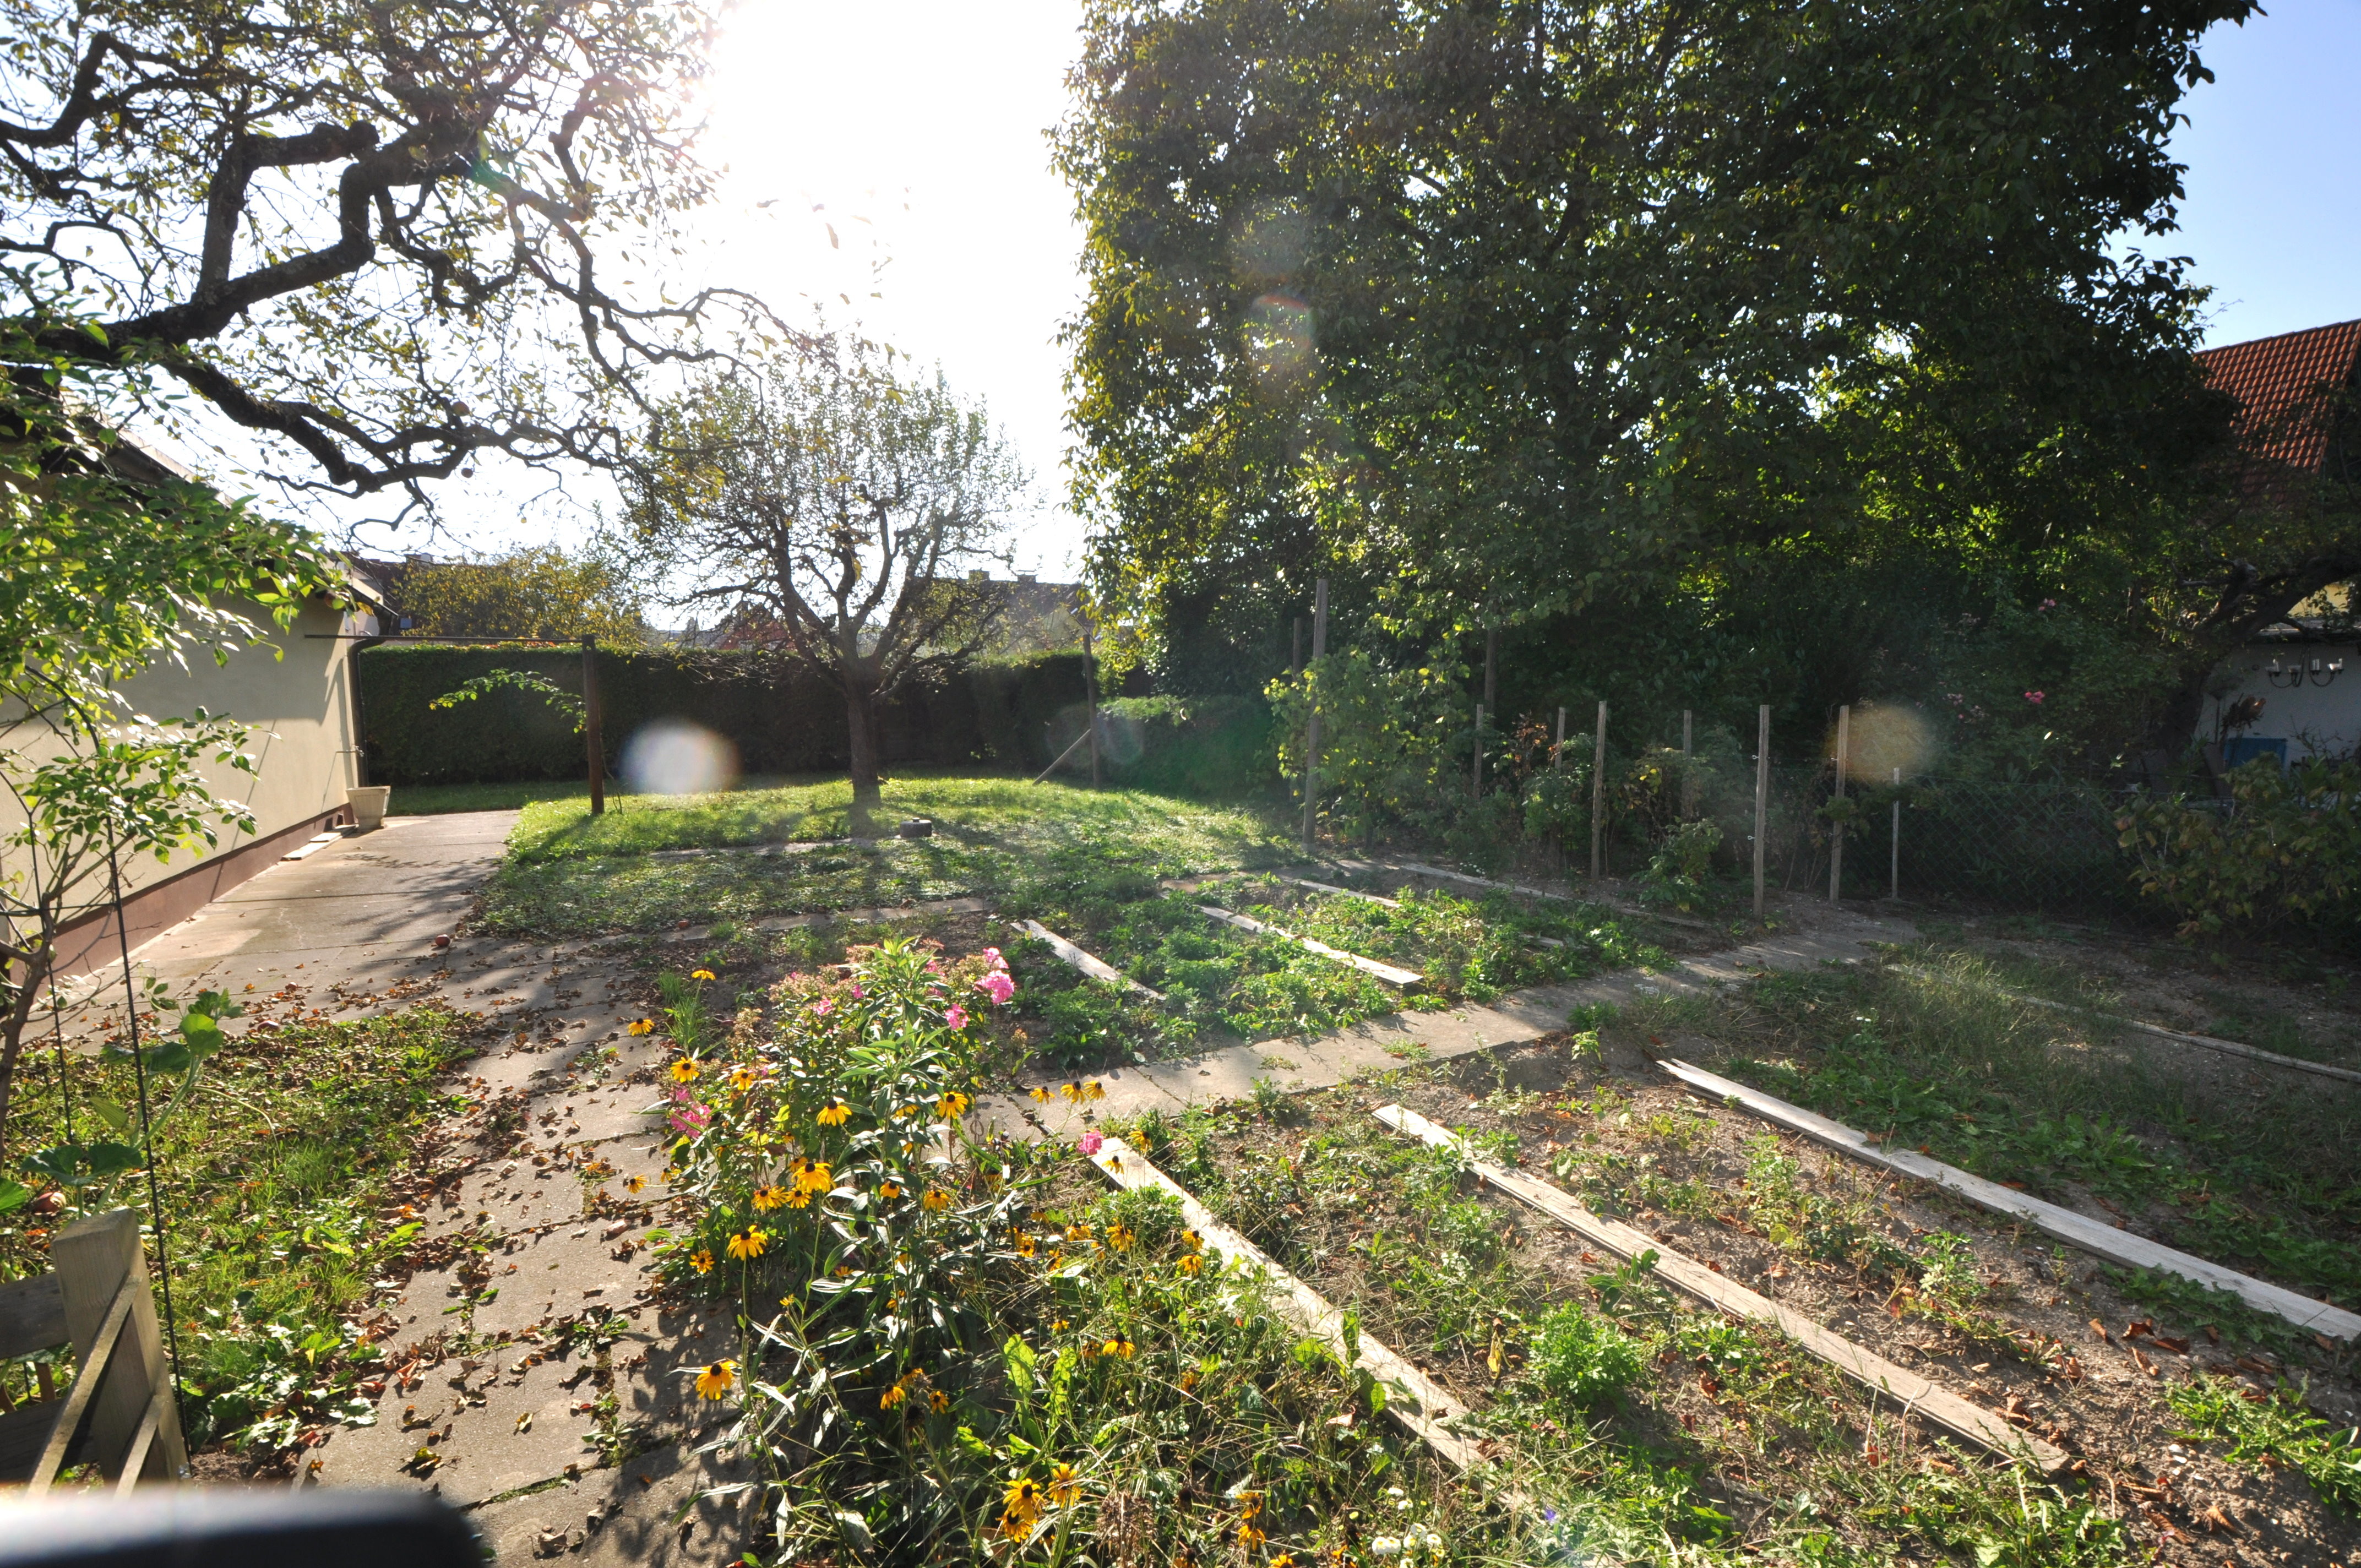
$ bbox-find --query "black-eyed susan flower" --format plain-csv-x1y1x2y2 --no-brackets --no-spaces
727,1227,769,1260
1180,1228,1203,1254
1048,1462,1080,1506
688,1248,715,1274
1237,1521,1267,1548
1175,1254,1203,1277
752,1184,788,1212
1014,1233,1037,1259
789,1155,832,1194
1064,1221,1092,1243
921,1186,950,1212
1059,1081,1086,1104
730,1065,760,1092
1084,1080,1106,1102
670,1058,701,1083
1103,1222,1135,1252
628,1018,655,1036
879,1370,921,1410
935,1090,971,1120
1101,1335,1135,1359
1003,1478,1045,1525
1030,1086,1052,1103
816,1098,852,1127
624,1175,647,1195
693,1360,737,1399
690,968,716,982
783,1187,813,1209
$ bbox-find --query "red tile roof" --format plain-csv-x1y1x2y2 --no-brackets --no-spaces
2194,318,2361,475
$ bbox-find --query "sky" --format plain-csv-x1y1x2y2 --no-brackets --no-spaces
355,0,2361,574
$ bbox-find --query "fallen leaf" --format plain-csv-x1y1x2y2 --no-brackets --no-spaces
2089,1319,2112,1344
2197,1504,2235,1533
515,1412,534,1434
2130,1347,2158,1378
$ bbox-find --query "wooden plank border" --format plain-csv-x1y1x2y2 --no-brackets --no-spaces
1082,1135,1489,1472
1890,963,2361,1088
1373,1104,2066,1472
1015,919,1166,1002
1656,1057,2361,1343
1199,906,1423,989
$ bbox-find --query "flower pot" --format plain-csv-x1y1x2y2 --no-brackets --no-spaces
346,785,392,830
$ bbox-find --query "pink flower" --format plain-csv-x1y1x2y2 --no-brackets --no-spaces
944,1005,969,1030
848,983,866,1000
2038,597,2058,611
982,946,1007,971
668,1103,710,1133
2023,690,2046,705
1078,1131,1103,1156
976,971,1015,1006
926,958,944,974
812,997,835,1016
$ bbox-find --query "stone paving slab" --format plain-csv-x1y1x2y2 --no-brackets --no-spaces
317,1354,602,1507
469,1440,753,1565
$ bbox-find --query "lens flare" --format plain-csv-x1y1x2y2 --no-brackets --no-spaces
621,717,738,797
1843,702,1935,780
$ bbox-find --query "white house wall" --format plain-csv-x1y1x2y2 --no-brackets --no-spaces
2205,642,2361,761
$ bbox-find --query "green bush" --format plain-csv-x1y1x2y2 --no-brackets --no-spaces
1098,694,1279,796
1528,1299,1645,1413
2117,758,2361,935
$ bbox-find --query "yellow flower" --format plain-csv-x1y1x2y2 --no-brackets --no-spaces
688,1249,714,1275
727,1227,769,1260
730,1065,759,1092
1004,1478,1045,1525
1014,1233,1037,1258
1103,1222,1135,1252
1101,1335,1134,1359
1048,1462,1080,1507
1085,1080,1106,1102
624,1175,648,1195
929,1388,950,1414
1237,1521,1267,1548
1064,1221,1092,1243
783,1187,813,1209
1030,1086,1051,1103
879,1375,912,1411
921,1187,950,1212
1051,1319,1069,1332
878,1180,902,1201
935,1090,971,1120
816,1098,852,1127
1180,1228,1203,1254
690,968,716,982
752,1184,788,1212
1175,1254,1202,1276
671,1058,701,1083
693,1360,737,1400
628,1018,655,1036
790,1155,833,1194
1270,1556,1297,1568
1059,1081,1085,1104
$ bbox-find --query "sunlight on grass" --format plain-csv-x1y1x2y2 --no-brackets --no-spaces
480,775,1302,935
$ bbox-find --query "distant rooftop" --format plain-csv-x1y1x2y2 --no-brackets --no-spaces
2194,318,2361,478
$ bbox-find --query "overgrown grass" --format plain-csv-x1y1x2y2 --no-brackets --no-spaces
1698,952,2361,1309
384,777,606,815
478,777,1301,935
0,1006,481,1447
2168,1375,2361,1513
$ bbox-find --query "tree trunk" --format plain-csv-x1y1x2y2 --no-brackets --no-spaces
844,677,883,835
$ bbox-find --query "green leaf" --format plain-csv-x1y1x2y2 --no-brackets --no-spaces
85,1094,132,1134
0,1180,30,1213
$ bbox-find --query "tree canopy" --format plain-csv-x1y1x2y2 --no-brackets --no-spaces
1059,0,2259,740
392,542,649,643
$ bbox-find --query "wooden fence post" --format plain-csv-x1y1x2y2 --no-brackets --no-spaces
51,1210,182,1487
1471,704,1484,801
1753,705,1770,921
1829,704,1850,902
1082,619,1102,787
1553,706,1566,770
581,636,605,817
1680,708,1695,818
1303,578,1327,853
1588,700,1608,879
1890,765,1902,900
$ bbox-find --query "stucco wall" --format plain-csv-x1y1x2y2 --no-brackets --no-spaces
2204,641,2360,761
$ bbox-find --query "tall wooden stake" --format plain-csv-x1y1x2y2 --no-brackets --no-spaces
1753,705,1770,921
1083,618,1102,787
1890,765,1902,900
1588,700,1608,879
1471,703,1484,800
1303,578,1327,853
582,636,605,816
1553,705,1566,769
1680,708,1695,818
1292,616,1303,677
1828,704,1850,902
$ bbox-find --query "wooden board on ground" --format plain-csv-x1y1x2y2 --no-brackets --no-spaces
1373,1104,2068,1472
1198,906,1423,989
1283,876,1399,908
1016,919,1165,1001
1889,964,2361,1088
1383,860,1717,932
1655,1057,2361,1343
1084,1136,1488,1472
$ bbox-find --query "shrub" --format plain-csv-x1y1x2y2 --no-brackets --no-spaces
2117,758,2361,935
1528,1299,1644,1413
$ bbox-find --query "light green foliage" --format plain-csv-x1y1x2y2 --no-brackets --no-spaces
1528,1300,1644,1414
1641,819,1725,912
430,666,587,733
2118,758,2361,935
396,545,649,644
2168,1376,2361,1513
1266,650,1465,843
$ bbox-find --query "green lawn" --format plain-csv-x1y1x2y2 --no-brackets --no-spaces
478,775,1302,936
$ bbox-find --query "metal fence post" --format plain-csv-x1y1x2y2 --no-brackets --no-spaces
1753,705,1770,921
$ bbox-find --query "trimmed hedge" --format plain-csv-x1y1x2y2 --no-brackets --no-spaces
355,644,1281,796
